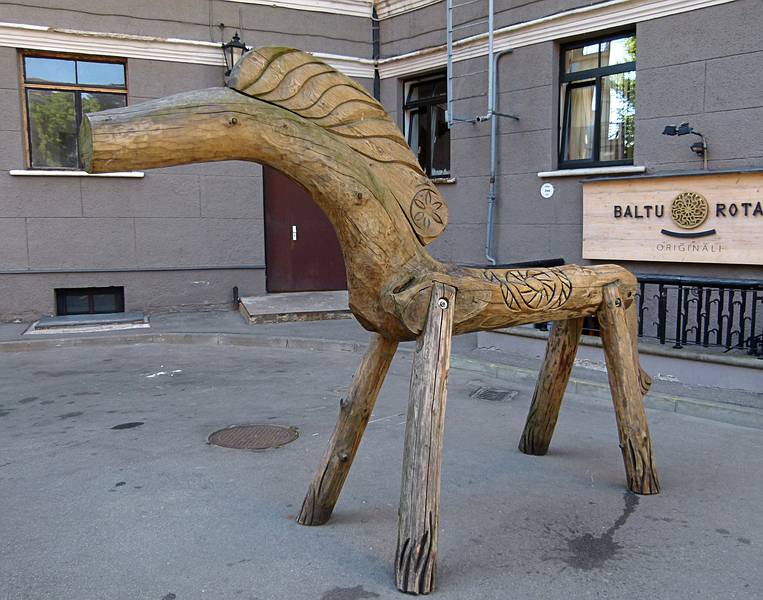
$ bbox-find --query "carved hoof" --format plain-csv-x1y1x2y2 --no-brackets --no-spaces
627,468,661,495
622,439,661,495
518,429,551,456
296,483,331,526
395,529,437,595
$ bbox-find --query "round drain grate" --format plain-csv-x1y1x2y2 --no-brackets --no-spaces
208,424,299,450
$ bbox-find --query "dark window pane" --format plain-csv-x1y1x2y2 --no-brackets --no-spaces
408,109,421,161
601,36,636,67
406,82,423,104
77,61,126,87
82,92,127,115
27,90,78,168
406,80,442,104
406,76,449,177
56,287,124,315
418,107,431,172
92,293,119,313
562,83,596,161
600,71,636,161
24,57,76,84
64,294,90,315
564,43,599,73
430,103,450,177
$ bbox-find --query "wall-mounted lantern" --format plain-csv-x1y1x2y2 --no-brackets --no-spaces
662,122,708,169
222,32,248,76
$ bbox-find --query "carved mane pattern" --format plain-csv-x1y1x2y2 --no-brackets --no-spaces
228,47,448,244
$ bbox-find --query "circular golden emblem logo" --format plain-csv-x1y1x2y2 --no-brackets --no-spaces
670,191,709,229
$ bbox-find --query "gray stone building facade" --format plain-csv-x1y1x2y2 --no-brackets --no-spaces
0,0,761,323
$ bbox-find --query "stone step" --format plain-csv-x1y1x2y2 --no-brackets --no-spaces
239,290,351,324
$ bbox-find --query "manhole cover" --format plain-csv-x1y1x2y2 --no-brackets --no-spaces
470,387,519,402
208,424,299,450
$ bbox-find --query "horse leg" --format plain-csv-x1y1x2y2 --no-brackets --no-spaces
297,333,398,526
395,282,456,594
598,283,660,494
519,317,584,455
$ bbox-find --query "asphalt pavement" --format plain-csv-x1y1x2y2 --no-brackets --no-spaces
0,323,761,599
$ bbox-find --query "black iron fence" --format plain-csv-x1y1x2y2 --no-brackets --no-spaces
633,273,763,358
523,265,763,358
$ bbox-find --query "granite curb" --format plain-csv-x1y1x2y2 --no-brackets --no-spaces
494,326,763,370
2,331,760,430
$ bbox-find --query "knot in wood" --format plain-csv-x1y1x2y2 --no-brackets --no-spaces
338,451,349,462
229,117,238,125
340,397,349,410
615,297,623,307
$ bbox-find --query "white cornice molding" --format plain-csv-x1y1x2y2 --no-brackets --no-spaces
0,22,375,79
375,0,440,19
0,0,737,83
224,0,437,18
224,0,374,18
9,169,145,178
378,0,737,78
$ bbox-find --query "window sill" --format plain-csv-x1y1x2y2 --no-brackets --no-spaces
537,166,645,178
431,177,456,185
9,169,145,178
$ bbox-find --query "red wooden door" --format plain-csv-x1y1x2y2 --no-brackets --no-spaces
263,167,347,292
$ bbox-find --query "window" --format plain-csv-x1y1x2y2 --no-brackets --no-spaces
21,53,127,169
404,75,450,178
559,32,636,168
55,287,125,316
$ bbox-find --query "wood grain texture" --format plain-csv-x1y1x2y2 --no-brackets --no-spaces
395,283,455,595
80,47,642,341
625,300,653,396
383,262,639,338
518,317,583,456
78,45,665,595
228,47,447,245
80,86,422,340
598,284,661,495
297,334,398,526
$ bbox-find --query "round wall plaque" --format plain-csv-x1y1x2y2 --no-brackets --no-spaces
540,183,555,198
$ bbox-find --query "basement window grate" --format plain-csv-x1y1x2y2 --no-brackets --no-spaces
55,286,125,316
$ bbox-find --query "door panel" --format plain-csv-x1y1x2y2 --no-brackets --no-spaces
264,166,347,292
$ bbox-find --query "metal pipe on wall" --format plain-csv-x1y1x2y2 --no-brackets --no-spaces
485,48,513,265
371,7,381,101
486,0,494,118
444,0,517,264
446,0,454,126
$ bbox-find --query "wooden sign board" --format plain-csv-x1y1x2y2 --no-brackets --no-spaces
583,171,763,265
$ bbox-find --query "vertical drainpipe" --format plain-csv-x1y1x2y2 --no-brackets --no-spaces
446,0,453,126
372,7,381,101
485,48,513,266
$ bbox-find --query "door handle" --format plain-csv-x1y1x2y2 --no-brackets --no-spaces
292,225,297,241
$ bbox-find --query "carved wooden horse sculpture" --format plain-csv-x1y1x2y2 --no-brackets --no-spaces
80,47,660,594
